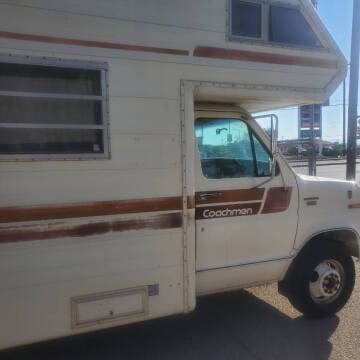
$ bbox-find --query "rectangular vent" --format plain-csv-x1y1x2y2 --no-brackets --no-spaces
71,286,148,329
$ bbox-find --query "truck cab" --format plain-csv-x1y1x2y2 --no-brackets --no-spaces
189,103,359,317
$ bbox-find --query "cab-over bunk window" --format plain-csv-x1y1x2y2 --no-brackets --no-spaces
0,56,109,160
229,0,323,48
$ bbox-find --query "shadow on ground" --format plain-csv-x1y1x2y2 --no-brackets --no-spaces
0,290,339,360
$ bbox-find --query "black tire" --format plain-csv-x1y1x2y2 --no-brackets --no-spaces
284,241,355,318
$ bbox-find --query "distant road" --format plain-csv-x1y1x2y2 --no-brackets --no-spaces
288,158,360,182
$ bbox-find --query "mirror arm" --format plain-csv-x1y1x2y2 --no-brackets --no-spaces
252,113,283,190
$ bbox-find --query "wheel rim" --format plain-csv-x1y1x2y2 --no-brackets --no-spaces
309,259,344,304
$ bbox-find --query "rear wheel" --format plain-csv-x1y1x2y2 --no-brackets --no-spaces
284,242,355,317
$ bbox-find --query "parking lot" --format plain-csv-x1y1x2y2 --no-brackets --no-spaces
1,262,359,360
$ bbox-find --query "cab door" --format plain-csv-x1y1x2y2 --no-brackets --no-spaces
194,110,298,281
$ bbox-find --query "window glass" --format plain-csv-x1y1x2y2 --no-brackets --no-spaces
269,6,321,47
195,118,255,179
0,63,101,95
231,0,262,39
0,59,109,160
0,128,104,155
0,97,102,125
252,133,272,176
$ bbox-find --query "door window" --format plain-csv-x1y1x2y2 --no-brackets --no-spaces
195,117,271,179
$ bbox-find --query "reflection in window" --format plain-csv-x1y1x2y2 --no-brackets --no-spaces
231,0,262,39
252,133,271,176
269,5,321,47
195,117,272,179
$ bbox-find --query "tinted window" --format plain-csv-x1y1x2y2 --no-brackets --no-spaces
0,63,101,95
0,60,109,159
195,118,256,179
269,6,321,47
0,128,104,155
252,134,272,177
231,0,262,39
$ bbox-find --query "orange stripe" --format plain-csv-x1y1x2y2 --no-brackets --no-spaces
0,31,189,56
195,188,264,206
261,187,292,214
193,46,338,69
0,197,182,223
0,213,182,244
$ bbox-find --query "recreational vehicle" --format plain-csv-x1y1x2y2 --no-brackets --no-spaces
0,0,358,349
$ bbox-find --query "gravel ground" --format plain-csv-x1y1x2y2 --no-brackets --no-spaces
1,262,359,360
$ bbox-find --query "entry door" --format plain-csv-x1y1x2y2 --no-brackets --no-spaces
194,114,298,272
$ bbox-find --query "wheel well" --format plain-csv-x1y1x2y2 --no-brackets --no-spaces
303,229,359,259
279,229,359,296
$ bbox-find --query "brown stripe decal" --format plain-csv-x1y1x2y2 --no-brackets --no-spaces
187,195,196,210
0,213,182,244
262,187,292,214
196,203,261,220
195,188,264,205
0,197,182,223
193,46,338,69
0,31,189,56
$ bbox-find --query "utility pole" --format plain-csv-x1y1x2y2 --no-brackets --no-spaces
308,0,318,176
343,79,346,155
346,0,360,180
309,104,317,176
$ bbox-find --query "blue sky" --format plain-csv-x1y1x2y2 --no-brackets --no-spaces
258,1,356,142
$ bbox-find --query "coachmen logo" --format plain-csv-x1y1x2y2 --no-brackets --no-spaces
203,207,253,218
195,203,261,220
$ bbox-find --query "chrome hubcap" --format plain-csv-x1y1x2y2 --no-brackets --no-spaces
309,260,344,303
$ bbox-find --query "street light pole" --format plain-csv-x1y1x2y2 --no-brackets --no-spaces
346,0,360,180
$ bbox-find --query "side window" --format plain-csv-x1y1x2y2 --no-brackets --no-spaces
0,57,109,160
252,132,272,177
269,5,320,47
229,0,323,48
231,0,262,39
195,117,272,179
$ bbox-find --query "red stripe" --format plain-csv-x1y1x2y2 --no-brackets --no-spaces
0,213,182,244
0,197,182,223
195,189,265,205
193,46,338,69
261,187,292,214
0,31,189,56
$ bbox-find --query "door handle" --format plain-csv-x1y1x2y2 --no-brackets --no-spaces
199,192,222,200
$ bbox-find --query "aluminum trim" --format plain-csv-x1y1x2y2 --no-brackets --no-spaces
196,256,292,272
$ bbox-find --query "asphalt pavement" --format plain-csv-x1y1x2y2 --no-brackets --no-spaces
1,262,359,360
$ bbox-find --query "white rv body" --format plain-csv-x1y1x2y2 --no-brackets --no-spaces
0,0,357,350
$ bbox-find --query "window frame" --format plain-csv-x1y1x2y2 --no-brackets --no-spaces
227,0,324,49
0,54,110,161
